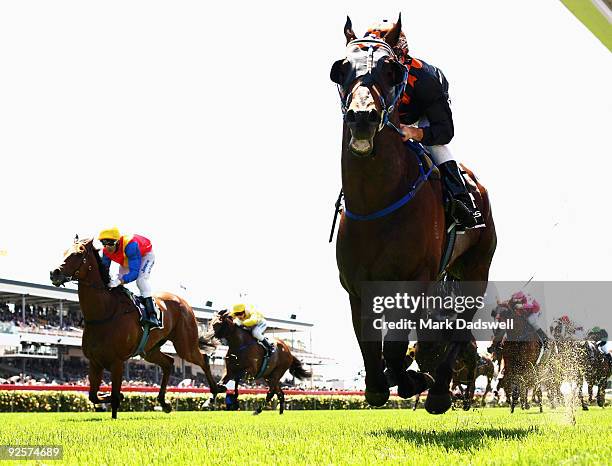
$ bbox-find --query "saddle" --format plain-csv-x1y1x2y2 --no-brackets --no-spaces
116,287,159,324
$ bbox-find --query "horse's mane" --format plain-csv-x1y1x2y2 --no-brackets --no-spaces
203,314,253,348
85,239,110,286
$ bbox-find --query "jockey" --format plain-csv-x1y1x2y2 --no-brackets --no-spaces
586,326,609,351
364,20,482,229
551,315,584,340
228,303,274,354
98,227,160,328
487,291,549,354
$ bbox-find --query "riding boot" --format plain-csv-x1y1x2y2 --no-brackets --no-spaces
438,160,483,228
142,297,161,328
260,338,274,355
536,329,549,349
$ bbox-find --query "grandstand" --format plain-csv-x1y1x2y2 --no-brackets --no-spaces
0,278,330,388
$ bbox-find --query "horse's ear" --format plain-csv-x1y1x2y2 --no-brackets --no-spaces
344,16,357,44
74,234,79,244
383,13,402,48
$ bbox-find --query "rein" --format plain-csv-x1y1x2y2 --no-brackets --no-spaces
334,39,435,223
344,134,435,221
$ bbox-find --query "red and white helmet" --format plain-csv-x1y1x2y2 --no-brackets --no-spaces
364,19,409,63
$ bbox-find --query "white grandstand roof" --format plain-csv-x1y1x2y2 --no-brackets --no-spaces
0,277,313,331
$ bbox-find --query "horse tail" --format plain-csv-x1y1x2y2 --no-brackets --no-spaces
289,356,312,380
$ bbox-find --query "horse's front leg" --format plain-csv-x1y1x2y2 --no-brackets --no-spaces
109,360,125,419
88,361,105,406
351,296,388,406
425,340,463,414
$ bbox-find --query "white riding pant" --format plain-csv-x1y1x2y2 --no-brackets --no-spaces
417,116,455,165
526,312,544,333
251,321,268,341
119,252,155,298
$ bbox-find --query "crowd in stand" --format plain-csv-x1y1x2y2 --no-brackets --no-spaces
0,302,349,391
0,301,82,332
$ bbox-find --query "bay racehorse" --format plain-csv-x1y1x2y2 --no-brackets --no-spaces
452,354,495,408
50,238,220,418
580,341,611,409
407,341,479,411
331,16,496,414
205,310,312,414
491,303,542,412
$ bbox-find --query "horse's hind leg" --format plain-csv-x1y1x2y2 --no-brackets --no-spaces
254,389,274,416
482,377,492,407
144,349,174,413
174,338,219,395
276,386,286,415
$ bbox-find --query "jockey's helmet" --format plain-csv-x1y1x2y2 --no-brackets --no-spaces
364,19,409,63
229,303,247,317
98,227,120,247
510,291,527,304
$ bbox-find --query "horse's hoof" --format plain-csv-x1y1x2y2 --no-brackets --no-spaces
162,404,172,414
425,391,452,415
462,403,470,411
364,388,389,407
253,410,262,416
398,371,434,399
215,384,227,394
582,405,589,411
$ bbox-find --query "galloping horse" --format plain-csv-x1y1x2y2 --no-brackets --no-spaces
407,341,479,411
491,303,542,413
331,16,496,414
50,238,220,418
205,310,311,414
452,354,495,408
581,341,611,409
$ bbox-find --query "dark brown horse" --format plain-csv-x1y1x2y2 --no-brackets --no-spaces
206,310,311,414
50,238,220,418
491,303,542,413
331,16,496,414
407,341,479,411
452,354,495,408
581,341,611,409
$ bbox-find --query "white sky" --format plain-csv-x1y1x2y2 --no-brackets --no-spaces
1,1,610,381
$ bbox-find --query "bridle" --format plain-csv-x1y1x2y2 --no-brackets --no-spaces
54,242,105,291
332,39,435,223
336,39,407,133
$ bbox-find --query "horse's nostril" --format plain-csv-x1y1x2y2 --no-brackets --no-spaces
345,110,356,123
368,109,379,123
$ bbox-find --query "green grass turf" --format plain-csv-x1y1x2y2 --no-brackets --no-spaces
560,0,612,51
1,408,611,465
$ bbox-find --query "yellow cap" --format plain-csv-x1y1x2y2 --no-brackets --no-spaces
98,227,121,241
229,303,247,316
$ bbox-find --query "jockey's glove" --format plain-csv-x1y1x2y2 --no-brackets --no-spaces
108,277,121,288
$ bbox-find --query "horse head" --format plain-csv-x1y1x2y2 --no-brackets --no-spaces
209,310,234,340
330,15,407,157
50,238,106,287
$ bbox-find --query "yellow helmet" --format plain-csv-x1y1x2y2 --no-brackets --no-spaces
98,227,121,241
229,303,248,317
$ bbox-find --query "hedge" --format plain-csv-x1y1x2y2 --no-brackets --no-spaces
0,391,416,412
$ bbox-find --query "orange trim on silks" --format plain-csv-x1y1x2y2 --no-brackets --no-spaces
401,94,411,105
407,74,417,88
410,58,423,69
